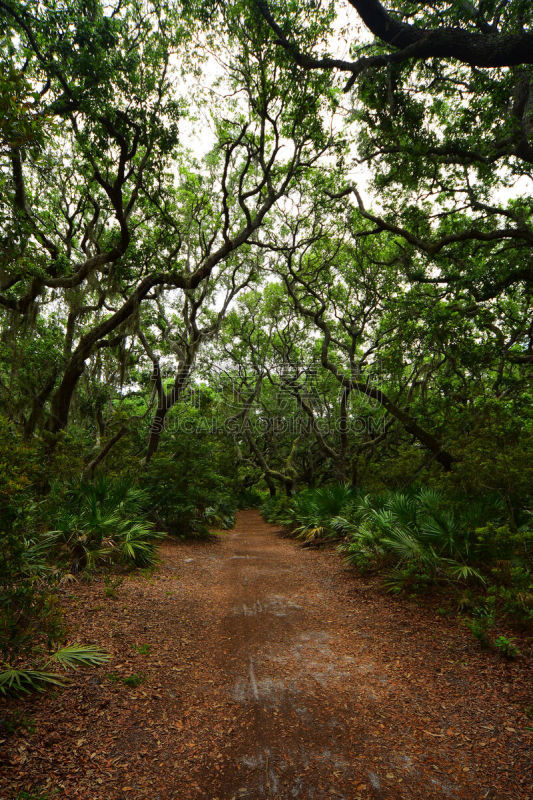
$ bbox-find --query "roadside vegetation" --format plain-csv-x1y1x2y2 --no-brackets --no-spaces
262,485,532,652
1,0,531,703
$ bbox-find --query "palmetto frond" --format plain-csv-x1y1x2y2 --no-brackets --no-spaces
381,527,426,562
0,668,67,696
0,644,110,697
330,515,358,536
294,524,326,543
47,644,111,670
444,561,486,584
115,521,165,566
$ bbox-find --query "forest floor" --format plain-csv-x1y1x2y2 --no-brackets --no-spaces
1,510,532,800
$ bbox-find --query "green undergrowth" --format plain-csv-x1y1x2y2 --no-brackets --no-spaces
261,485,533,650
0,436,243,699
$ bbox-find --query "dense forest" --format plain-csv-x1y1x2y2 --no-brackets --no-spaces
1,0,532,719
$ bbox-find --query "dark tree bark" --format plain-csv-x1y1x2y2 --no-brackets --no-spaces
48,274,172,432
346,0,533,67
144,366,191,463
82,425,128,481
23,372,57,439
283,276,455,471
257,0,533,91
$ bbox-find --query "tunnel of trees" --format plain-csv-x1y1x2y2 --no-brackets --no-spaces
0,0,531,691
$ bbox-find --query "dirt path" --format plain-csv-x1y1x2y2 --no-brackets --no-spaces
2,511,531,800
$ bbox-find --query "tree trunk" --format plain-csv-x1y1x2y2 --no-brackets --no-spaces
82,425,128,481
145,406,168,463
49,356,86,433
23,373,57,439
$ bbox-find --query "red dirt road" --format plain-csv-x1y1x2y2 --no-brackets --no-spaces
2,511,531,799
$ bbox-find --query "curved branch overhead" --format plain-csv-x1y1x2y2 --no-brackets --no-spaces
1,0,531,550
346,0,533,66
256,0,533,90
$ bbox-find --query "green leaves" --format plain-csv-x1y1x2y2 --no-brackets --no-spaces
0,644,110,697
277,486,496,588
114,520,165,567
279,484,358,543
47,643,110,670
0,667,66,696
46,477,166,571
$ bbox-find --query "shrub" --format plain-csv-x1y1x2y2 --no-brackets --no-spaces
493,635,521,660
336,489,485,586
464,603,496,648
0,526,63,666
142,453,237,537
45,477,164,571
262,484,532,627
262,485,358,544
260,494,293,524
0,425,112,697
236,488,263,508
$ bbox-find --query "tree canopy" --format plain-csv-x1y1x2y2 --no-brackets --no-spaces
0,1,531,671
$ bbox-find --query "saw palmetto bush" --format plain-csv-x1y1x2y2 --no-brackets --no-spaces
0,425,63,690
0,533,61,664
1,469,167,698
261,486,531,616
46,477,165,571
335,489,486,588
264,485,529,592
262,485,357,544
0,525,110,697
142,452,238,538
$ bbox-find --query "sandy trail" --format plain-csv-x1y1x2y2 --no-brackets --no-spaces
2,510,531,800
